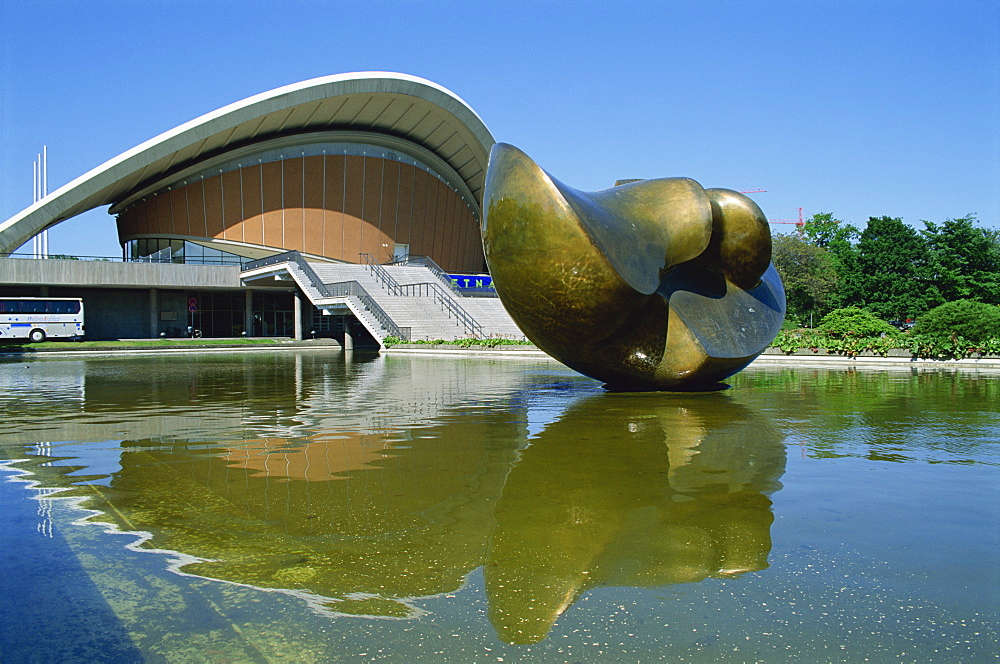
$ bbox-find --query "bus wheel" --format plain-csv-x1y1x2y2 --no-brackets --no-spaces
28,329,46,343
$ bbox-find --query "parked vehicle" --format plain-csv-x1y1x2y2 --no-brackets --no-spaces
0,297,84,342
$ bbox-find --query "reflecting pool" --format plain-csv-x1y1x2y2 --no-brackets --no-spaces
0,351,997,662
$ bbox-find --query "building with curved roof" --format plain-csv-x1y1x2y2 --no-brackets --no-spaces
0,72,495,272
0,74,519,344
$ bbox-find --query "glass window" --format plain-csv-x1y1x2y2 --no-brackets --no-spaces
125,238,248,266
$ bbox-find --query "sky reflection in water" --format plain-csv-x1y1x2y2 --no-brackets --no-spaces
0,352,996,662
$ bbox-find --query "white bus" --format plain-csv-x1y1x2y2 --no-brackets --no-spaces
0,297,85,342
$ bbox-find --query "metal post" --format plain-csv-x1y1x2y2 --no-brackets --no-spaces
30,148,50,258
32,157,39,258
42,146,48,258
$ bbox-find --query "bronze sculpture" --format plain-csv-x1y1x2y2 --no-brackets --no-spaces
482,143,785,389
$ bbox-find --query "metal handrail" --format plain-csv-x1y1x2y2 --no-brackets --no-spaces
388,254,463,295
322,281,404,339
358,253,400,295
244,251,403,339
359,253,483,337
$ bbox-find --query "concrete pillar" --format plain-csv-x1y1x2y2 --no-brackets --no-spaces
344,328,354,351
244,289,254,337
293,290,304,340
149,288,158,338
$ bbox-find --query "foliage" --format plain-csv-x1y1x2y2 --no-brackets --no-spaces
771,328,1000,360
383,336,532,348
853,216,938,320
912,299,1000,344
798,212,862,309
791,213,1000,321
907,333,1000,359
817,307,897,338
801,212,846,248
922,216,1000,305
771,329,899,357
770,232,839,323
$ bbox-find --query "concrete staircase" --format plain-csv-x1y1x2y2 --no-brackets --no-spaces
311,263,470,340
242,259,398,341
312,262,525,341
457,297,525,339
241,252,524,345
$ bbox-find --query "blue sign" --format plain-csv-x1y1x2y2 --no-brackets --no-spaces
449,274,495,292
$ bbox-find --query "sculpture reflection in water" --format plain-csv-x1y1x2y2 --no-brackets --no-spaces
487,394,785,643
24,392,784,644
482,143,786,389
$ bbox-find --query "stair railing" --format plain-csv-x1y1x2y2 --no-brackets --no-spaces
359,253,483,337
322,281,404,339
388,254,463,295
244,251,403,339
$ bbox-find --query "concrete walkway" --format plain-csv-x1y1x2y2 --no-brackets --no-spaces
384,344,1000,369
5,339,1000,371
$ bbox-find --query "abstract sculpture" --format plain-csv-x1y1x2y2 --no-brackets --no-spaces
482,143,785,389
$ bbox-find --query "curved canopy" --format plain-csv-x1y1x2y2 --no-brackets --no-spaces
0,72,495,255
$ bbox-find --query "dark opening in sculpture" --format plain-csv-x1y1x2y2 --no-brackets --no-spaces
482,143,785,390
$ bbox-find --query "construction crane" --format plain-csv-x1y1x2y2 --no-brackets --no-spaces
769,207,805,228
737,189,805,228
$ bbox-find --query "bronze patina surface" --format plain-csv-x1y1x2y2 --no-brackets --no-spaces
482,143,785,389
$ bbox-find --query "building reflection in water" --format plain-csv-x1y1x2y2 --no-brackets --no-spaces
4,356,785,644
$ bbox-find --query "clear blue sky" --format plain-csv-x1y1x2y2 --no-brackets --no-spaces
2,0,998,258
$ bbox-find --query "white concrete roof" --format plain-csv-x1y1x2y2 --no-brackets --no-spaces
0,72,495,255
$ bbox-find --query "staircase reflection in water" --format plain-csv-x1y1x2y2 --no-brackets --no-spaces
11,360,785,645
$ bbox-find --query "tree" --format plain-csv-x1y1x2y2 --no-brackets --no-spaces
801,212,843,248
922,215,1000,305
854,216,936,321
914,300,1000,344
770,232,839,324
799,213,862,310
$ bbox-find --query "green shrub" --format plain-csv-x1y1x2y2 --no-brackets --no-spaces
913,300,1000,344
817,307,897,338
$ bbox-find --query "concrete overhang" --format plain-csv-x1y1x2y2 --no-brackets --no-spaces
0,257,243,289
0,72,496,256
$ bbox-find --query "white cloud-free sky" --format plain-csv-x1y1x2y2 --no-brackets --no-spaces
2,0,997,257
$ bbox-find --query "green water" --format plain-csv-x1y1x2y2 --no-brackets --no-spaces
0,351,996,662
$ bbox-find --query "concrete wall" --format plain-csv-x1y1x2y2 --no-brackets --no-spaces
0,258,241,289
0,259,296,340
80,288,150,339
